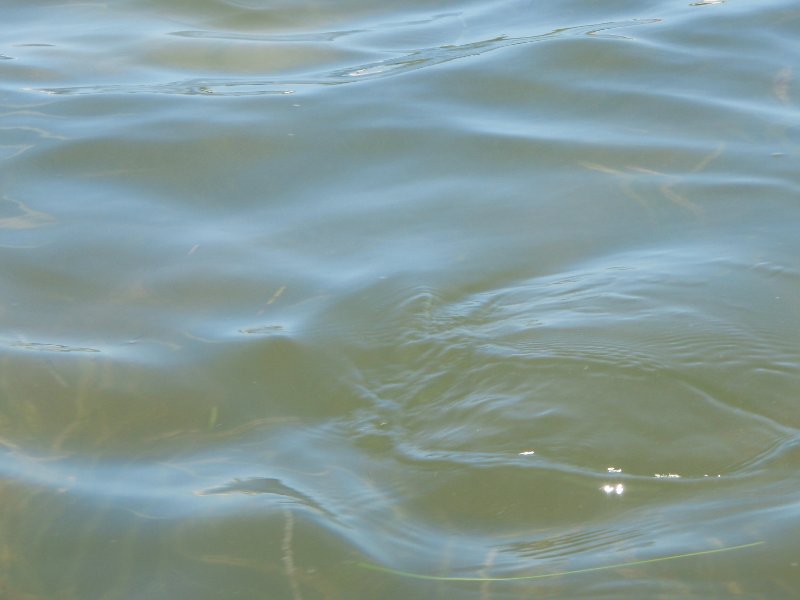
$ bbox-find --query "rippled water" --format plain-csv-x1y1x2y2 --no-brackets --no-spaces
2,0,799,598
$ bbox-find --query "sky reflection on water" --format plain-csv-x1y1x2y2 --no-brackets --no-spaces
1,0,799,598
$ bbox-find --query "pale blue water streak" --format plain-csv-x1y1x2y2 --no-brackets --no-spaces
1,0,799,598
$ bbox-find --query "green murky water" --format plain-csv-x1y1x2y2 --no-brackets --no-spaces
1,1,799,598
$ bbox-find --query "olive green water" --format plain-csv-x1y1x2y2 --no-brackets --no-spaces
1,1,799,598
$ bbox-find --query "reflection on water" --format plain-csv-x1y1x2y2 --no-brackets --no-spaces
1,0,799,598
35,18,661,96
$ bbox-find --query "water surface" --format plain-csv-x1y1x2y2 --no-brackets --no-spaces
1,0,799,598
